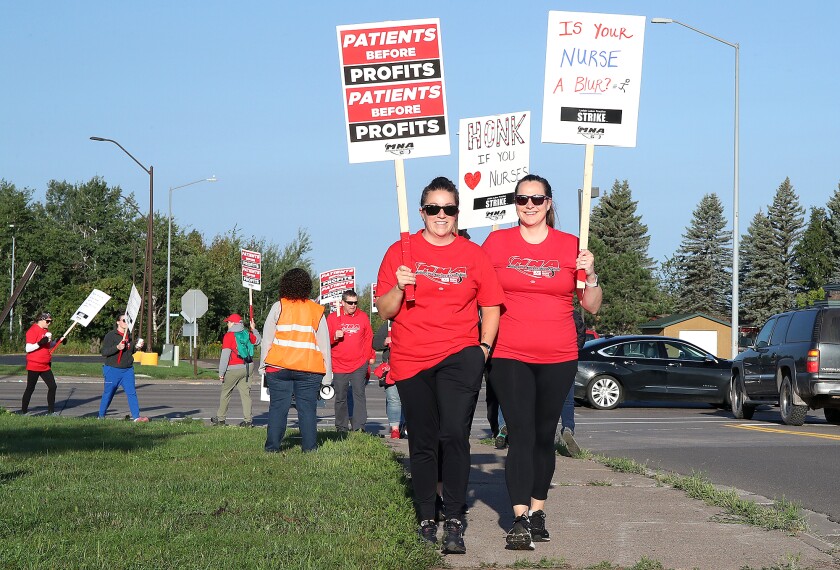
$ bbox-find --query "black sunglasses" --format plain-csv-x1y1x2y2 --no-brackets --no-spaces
45,319,53,324
514,194,548,206
344,300,358,305
422,204,458,216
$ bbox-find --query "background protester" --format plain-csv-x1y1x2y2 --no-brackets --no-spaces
376,176,504,555
373,321,402,439
482,174,602,550
21,312,62,415
99,314,149,422
260,268,332,453
212,313,261,427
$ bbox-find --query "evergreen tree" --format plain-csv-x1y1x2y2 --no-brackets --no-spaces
740,211,787,324
588,180,661,334
794,207,833,291
673,194,731,317
767,177,805,306
653,255,679,314
825,182,840,282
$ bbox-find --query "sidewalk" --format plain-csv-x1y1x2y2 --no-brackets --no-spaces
386,438,840,570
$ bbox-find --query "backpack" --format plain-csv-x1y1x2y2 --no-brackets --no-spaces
233,329,254,363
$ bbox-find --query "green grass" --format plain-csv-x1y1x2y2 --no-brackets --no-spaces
0,361,216,379
0,413,440,569
510,557,569,568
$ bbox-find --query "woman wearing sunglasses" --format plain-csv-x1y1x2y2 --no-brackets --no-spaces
376,176,504,555
21,312,62,415
481,174,602,550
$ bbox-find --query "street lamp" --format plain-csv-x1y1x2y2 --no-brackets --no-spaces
166,176,217,346
651,18,740,359
90,136,155,347
8,224,14,337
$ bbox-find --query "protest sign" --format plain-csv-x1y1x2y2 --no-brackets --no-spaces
370,283,378,313
458,111,530,229
542,11,646,147
241,249,262,291
320,268,356,310
71,289,111,327
337,18,450,164
124,284,141,333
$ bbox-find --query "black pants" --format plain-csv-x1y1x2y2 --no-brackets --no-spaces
396,345,485,521
485,373,501,436
22,369,57,413
487,358,576,506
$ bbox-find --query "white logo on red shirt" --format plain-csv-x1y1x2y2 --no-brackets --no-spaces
506,256,559,278
415,262,467,285
341,323,361,335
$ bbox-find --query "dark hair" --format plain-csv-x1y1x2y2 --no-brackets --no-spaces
514,174,556,229
419,176,459,207
35,311,52,322
278,268,313,301
341,289,358,302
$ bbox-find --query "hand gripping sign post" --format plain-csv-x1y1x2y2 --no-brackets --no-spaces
52,289,112,353
542,11,646,288
458,111,531,230
337,18,451,302
118,284,143,363
241,249,262,322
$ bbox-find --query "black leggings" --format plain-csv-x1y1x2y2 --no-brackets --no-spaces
396,345,486,521
22,369,57,413
487,358,576,506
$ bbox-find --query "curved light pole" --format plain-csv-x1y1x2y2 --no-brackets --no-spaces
651,18,740,359
166,176,217,346
90,136,155,347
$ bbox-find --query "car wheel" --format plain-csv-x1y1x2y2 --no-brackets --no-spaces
824,408,840,425
730,373,756,420
587,375,622,410
779,375,807,426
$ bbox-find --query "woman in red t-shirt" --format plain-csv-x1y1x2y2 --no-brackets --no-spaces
482,174,602,550
22,311,61,414
376,176,504,554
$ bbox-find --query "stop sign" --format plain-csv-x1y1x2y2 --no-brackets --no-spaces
181,289,208,321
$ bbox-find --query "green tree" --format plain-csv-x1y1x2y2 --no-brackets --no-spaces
0,180,37,343
740,211,787,324
588,180,661,334
767,177,805,305
673,193,731,318
825,182,840,282
794,207,833,291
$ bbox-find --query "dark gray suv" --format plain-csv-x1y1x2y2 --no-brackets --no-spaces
731,307,840,425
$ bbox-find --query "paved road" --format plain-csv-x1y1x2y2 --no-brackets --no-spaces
3,376,839,529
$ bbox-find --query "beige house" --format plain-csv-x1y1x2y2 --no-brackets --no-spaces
638,313,732,359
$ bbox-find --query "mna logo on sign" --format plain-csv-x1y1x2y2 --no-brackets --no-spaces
485,209,506,221
385,142,414,156
577,127,605,140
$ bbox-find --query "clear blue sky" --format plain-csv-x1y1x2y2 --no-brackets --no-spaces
3,1,839,291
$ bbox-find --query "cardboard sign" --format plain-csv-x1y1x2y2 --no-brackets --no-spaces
319,268,356,306
370,283,378,313
542,11,646,147
241,249,262,291
337,18,450,163
458,111,530,229
71,289,111,327
124,284,141,332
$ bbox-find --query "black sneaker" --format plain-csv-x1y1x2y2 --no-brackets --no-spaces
238,421,253,428
562,429,581,456
435,495,445,522
441,518,466,554
530,510,550,542
495,425,508,449
506,514,535,550
418,519,438,545
210,416,225,426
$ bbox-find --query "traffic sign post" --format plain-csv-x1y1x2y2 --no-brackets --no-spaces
181,289,208,377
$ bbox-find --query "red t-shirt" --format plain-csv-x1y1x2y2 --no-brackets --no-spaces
222,329,258,366
326,310,374,374
482,227,580,364
376,231,505,381
25,323,52,372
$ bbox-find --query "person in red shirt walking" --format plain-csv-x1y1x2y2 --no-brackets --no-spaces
21,312,63,415
211,313,261,427
327,289,375,434
376,176,504,555
482,174,602,550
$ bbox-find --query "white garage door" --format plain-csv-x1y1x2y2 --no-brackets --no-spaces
679,330,718,356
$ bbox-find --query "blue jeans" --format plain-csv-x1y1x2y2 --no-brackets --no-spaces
561,383,575,433
265,369,322,452
384,384,402,427
100,366,140,419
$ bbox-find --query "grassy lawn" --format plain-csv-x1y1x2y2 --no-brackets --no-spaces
0,362,216,379
0,413,439,569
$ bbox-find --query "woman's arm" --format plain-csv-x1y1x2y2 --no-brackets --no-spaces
376,265,415,319
478,305,501,360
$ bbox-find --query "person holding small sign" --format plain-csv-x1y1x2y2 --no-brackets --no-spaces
20,312,64,415
260,268,333,453
99,313,149,422
327,289,375,434
211,313,261,427
482,174,602,550
376,176,504,555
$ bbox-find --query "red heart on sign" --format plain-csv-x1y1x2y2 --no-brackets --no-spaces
464,171,481,190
